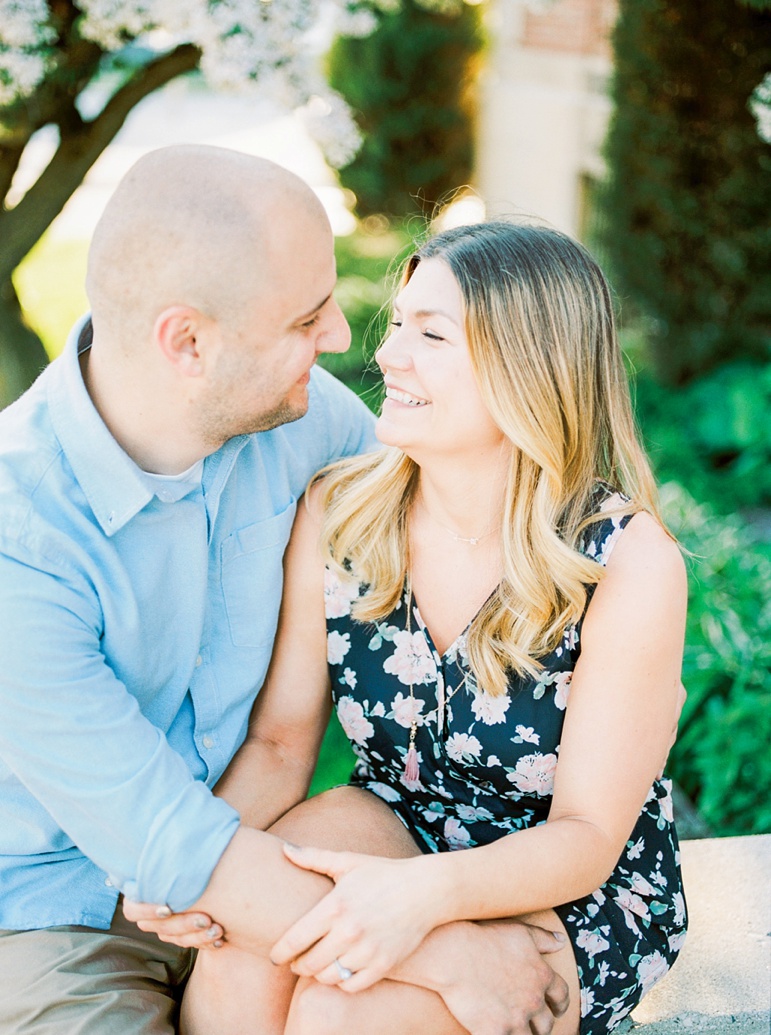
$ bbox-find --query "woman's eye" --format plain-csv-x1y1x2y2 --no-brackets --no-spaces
389,320,402,329
301,313,321,330
423,330,443,342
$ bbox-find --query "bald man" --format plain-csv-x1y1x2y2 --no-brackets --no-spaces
0,145,377,1031
0,147,568,1035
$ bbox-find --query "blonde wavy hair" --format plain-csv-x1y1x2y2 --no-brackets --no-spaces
316,221,663,696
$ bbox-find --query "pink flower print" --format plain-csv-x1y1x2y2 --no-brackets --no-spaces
371,701,386,718
324,566,360,619
369,781,401,802
575,928,610,957
668,929,687,954
596,960,610,987
613,888,650,936
672,891,686,927
391,691,425,729
486,755,502,767
580,987,596,1017
470,690,510,725
627,836,645,860
446,732,483,762
563,626,579,650
553,672,572,711
336,696,374,746
659,782,674,822
327,630,351,665
456,803,494,823
506,753,558,796
637,951,670,995
383,630,437,687
515,725,540,745
443,817,472,850
341,667,357,689
629,872,657,897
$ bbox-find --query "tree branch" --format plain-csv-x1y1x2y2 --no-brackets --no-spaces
0,42,201,282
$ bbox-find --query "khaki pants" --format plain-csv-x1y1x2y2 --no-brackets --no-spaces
0,903,195,1034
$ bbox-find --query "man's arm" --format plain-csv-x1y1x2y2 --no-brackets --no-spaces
0,542,239,911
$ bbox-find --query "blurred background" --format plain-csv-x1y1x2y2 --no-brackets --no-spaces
1,0,768,838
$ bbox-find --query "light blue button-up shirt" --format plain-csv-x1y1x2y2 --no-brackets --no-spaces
0,317,376,931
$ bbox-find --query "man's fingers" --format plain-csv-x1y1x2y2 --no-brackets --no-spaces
529,1004,557,1035
526,924,567,955
544,971,570,1018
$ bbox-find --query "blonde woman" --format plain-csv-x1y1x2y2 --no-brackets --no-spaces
129,222,687,1035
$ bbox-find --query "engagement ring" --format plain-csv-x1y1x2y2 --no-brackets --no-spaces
334,957,354,981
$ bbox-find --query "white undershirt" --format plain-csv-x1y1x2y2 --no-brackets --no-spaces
138,459,205,504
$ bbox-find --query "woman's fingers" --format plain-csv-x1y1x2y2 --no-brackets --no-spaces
270,900,333,966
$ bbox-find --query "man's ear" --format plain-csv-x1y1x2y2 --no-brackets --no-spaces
153,306,213,377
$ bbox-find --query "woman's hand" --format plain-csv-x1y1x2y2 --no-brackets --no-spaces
270,843,443,991
122,899,225,949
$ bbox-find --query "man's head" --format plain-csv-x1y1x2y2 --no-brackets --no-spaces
85,145,350,462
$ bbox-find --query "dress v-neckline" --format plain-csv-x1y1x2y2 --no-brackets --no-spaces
409,586,498,661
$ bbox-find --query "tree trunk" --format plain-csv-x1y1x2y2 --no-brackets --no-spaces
0,279,50,410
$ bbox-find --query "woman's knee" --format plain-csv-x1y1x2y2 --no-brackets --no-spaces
269,786,420,859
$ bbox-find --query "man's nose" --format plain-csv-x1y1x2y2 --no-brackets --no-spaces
316,299,351,355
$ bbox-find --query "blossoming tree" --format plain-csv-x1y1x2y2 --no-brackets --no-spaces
0,0,391,404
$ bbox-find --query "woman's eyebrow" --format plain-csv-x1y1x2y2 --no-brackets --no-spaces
392,301,460,325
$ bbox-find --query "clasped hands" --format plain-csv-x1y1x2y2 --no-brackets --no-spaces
124,843,570,1034
125,844,442,989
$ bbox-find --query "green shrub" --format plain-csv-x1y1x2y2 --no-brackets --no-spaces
661,483,771,834
632,361,771,512
602,0,771,384
328,0,484,219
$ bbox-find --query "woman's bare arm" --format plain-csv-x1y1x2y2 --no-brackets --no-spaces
211,492,332,829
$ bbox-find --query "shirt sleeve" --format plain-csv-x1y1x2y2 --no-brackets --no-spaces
0,542,239,911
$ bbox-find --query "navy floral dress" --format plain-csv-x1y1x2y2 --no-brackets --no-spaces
324,496,687,1034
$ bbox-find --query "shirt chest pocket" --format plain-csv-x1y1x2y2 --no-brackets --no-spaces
220,499,297,648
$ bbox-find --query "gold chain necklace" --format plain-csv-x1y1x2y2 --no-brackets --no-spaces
402,583,471,783
418,497,501,547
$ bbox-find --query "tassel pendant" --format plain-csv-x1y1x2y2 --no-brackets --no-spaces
404,743,419,782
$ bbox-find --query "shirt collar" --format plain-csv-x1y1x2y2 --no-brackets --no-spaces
47,316,156,537
47,316,253,536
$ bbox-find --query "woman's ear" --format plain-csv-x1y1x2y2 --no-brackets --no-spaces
153,306,212,377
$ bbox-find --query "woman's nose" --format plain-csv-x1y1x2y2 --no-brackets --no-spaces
375,329,411,371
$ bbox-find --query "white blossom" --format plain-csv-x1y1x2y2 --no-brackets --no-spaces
0,0,376,162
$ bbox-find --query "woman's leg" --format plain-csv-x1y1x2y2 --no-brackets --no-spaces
181,787,421,1035
285,910,581,1035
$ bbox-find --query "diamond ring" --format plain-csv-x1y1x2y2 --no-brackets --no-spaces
334,957,354,981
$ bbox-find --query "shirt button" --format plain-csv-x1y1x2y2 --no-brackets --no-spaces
105,878,113,887
202,735,214,750
195,655,203,667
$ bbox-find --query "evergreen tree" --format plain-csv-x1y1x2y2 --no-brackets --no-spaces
602,0,771,384
328,0,483,220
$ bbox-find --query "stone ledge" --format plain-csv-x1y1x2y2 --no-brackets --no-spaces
621,835,770,1035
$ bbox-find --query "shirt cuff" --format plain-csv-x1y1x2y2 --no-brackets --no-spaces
118,780,240,911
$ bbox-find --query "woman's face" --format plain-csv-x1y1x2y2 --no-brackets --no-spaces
375,257,506,460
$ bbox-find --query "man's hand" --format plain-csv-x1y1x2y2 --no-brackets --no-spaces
393,918,570,1035
122,899,224,949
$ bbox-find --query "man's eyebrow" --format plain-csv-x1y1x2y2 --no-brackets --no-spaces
295,292,332,323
